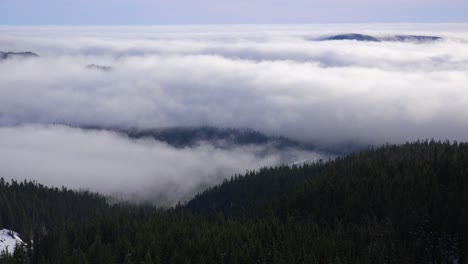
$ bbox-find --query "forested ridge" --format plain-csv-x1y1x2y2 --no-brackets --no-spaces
79,126,362,154
1,141,466,263
0,179,108,238
79,126,317,151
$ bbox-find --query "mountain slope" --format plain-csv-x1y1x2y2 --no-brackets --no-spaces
0,179,108,240
0,229,24,254
92,126,317,150
0,141,466,263
78,126,363,155
183,141,467,262
320,33,380,42
317,33,442,42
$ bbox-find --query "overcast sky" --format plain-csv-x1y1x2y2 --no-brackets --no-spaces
1,0,467,25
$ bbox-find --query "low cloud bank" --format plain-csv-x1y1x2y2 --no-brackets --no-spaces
0,125,324,205
0,48,467,144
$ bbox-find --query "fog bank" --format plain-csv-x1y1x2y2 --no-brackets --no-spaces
0,125,324,205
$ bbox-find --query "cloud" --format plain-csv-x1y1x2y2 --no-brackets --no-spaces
1,25,468,145
0,125,323,205
0,25,467,202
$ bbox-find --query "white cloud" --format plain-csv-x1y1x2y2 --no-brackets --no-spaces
0,125,323,205
0,25,467,202
0,26,468,144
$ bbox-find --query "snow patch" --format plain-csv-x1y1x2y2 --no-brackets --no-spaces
0,229,24,254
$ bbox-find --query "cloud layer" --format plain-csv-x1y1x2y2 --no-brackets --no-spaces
0,25,467,203
0,125,323,205
1,25,468,144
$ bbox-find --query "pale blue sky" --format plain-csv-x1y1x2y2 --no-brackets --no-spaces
1,0,467,25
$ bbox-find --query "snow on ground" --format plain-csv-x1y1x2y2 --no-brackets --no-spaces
0,229,24,254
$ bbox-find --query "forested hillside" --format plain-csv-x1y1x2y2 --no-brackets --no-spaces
88,126,362,154
81,126,317,151
0,180,108,238
1,141,466,263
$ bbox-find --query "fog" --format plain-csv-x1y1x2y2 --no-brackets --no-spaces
0,24,467,203
0,125,324,205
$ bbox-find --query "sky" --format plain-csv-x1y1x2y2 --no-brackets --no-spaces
1,0,468,25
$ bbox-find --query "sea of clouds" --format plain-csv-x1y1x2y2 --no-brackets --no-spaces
0,24,467,204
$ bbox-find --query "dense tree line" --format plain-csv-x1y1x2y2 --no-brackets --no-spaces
0,179,108,239
82,126,363,154
0,141,466,263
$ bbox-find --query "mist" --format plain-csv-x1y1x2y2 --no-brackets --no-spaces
0,125,324,205
1,24,467,203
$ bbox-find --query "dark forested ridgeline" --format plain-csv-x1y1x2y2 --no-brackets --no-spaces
71,125,366,156
1,141,467,263
0,180,108,238
79,126,318,151
0,180,109,263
